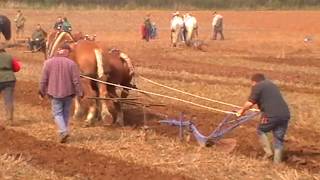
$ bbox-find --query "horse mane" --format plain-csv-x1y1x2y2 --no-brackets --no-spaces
0,15,11,41
47,31,74,58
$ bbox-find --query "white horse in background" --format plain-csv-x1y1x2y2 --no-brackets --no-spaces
183,13,198,46
170,12,184,47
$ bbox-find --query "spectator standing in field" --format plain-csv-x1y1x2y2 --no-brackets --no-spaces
53,16,63,31
0,44,21,127
39,45,83,143
212,12,224,40
61,17,72,32
28,24,47,52
14,10,26,39
142,14,152,42
237,73,290,163
150,22,157,39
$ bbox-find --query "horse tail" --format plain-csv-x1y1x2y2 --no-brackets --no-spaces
94,48,104,78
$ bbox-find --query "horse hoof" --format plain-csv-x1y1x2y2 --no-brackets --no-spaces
116,120,125,126
82,120,94,128
73,112,83,120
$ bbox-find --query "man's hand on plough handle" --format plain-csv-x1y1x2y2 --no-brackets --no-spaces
236,101,260,117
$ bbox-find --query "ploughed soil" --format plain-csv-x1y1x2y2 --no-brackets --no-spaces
11,81,320,174
1,9,320,178
0,127,190,180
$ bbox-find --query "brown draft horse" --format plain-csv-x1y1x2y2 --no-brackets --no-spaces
102,48,134,125
46,32,110,124
47,32,134,125
71,40,135,126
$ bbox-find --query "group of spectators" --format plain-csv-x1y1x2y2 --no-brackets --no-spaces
13,10,73,52
142,11,224,45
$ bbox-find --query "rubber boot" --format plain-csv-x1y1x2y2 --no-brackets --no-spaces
259,133,273,159
274,148,283,163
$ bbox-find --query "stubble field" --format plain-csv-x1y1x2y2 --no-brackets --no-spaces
0,9,320,179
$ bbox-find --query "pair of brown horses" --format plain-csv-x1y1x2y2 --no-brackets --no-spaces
46,31,134,126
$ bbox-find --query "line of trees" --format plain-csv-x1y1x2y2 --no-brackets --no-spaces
2,0,320,9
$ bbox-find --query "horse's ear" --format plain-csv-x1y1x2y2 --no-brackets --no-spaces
108,48,120,57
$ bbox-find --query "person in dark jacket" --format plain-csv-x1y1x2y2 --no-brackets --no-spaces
0,44,21,126
237,73,290,163
142,14,152,41
61,17,72,32
39,44,83,143
28,24,47,52
53,16,63,31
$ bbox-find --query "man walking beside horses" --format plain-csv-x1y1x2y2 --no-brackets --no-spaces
39,44,83,143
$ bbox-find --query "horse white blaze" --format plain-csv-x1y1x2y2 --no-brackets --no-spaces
94,49,104,78
48,32,73,57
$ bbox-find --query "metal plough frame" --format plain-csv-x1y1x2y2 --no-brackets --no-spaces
160,111,260,146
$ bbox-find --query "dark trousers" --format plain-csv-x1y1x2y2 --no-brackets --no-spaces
258,117,289,149
0,81,15,121
28,39,45,51
213,29,224,40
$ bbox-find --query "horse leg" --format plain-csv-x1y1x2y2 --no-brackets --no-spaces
116,102,124,126
98,76,112,122
85,102,98,126
73,97,83,119
107,85,125,126
75,78,99,126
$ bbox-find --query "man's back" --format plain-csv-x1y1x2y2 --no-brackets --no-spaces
0,52,15,83
171,16,183,29
40,56,82,98
250,80,290,118
213,14,223,27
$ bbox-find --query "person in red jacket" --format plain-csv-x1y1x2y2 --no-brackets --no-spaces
0,44,21,127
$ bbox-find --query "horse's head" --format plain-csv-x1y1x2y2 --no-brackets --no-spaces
0,15,12,41
72,31,85,41
46,31,75,59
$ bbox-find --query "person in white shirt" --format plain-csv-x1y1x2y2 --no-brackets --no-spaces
212,12,224,40
170,12,184,47
183,13,198,45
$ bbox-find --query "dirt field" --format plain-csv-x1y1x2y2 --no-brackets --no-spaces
1,9,320,179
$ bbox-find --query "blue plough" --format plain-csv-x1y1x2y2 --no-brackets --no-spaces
160,111,260,147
